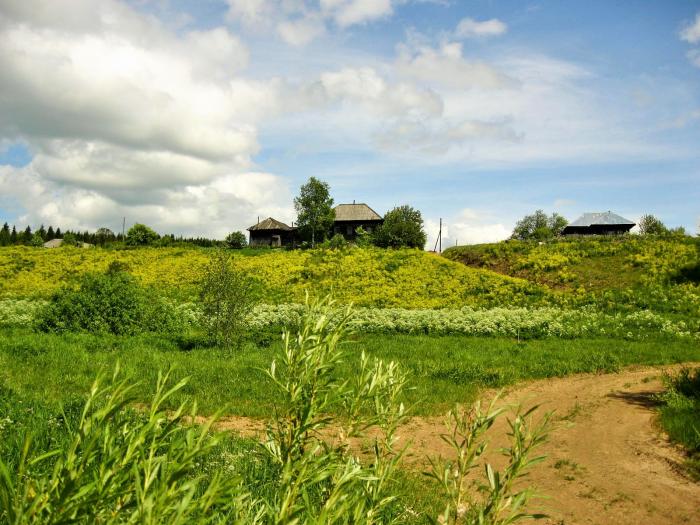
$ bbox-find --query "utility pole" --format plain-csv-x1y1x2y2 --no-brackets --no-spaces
439,218,442,253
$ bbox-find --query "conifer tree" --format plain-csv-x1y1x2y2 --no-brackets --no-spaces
0,223,9,246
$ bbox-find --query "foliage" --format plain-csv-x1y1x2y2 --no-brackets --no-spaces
0,368,254,524
428,400,551,524
354,226,373,247
35,269,184,336
225,231,248,249
294,176,335,247
657,367,700,480
199,250,257,349
373,205,427,249
61,232,77,246
126,223,160,246
324,232,349,250
30,232,43,248
510,210,567,240
638,214,667,235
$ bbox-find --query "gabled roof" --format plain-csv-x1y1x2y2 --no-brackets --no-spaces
333,203,382,222
247,217,294,231
567,211,635,227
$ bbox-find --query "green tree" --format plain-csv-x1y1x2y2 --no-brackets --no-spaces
373,205,427,248
62,232,77,246
126,223,159,246
511,210,568,240
224,231,247,249
46,225,55,241
638,214,667,235
21,226,32,245
199,250,257,349
10,225,17,244
294,177,335,248
95,227,116,245
30,231,44,247
0,223,10,246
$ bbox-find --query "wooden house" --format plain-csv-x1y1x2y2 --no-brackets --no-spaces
562,211,635,235
332,203,383,240
247,217,296,247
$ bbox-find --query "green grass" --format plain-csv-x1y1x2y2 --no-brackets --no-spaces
657,367,700,480
2,327,699,418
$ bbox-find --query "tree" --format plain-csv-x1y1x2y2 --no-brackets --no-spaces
225,231,248,249
21,226,32,245
62,232,77,246
199,250,257,349
10,226,17,244
373,205,427,249
511,210,568,240
126,223,159,246
638,214,667,235
294,177,335,248
95,227,116,245
0,223,10,246
46,226,55,241
31,231,44,247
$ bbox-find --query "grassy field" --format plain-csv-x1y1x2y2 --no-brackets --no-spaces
1,237,699,522
2,327,699,418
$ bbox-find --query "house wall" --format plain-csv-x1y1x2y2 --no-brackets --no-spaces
333,220,383,240
249,230,295,247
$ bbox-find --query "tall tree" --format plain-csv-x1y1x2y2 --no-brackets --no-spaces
46,226,55,241
10,226,17,244
0,223,10,246
373,205,427,249
294,177,335,248
22,226,32,245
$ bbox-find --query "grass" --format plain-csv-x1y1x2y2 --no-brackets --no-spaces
2,327,699,418
657,367,700,480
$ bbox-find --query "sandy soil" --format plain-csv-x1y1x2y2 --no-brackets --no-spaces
213,364,700,525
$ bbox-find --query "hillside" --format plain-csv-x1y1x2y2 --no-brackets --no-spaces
443,235,700,314
0,246,545,309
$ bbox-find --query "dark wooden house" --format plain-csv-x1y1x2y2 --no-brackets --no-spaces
247,217,296,247
562,211,635,235
332,203,383,240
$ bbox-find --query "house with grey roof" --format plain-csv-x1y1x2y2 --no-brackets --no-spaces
247,217,296,247
562,211,635,235
332,202,383,240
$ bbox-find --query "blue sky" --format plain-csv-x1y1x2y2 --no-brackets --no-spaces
1,0,699,243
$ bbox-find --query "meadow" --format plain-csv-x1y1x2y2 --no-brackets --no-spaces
1,236,699,523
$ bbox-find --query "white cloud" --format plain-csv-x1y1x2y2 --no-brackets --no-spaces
426,208,511,249
277,14,326,46
680,12,700,44
396,41,517,89
454,17,507,39
323,0,393,28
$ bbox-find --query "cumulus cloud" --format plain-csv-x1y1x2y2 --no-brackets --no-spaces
680,12,700,43
454,17,507,39
426,208,511,249
396,41,517,89
322,0,393,28
0,0,294,236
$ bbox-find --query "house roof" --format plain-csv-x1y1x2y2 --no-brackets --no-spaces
333,203,382,222
567,211,635,228
43,239,63,248
247,217,294,231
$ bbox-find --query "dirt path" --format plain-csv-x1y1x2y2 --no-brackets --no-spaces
215,364,700,525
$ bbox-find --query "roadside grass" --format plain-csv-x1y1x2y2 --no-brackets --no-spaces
2,328,699,417
657,367,700,480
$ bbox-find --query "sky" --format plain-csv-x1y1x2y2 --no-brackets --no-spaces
0,0,699,246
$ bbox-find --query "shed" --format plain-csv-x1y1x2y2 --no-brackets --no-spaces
562,211,635,235
332,203,383,240
247,217,296,247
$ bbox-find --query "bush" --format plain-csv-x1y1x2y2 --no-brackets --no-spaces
199,250,257,349
511,210,568,240
225,231,247,249
373,205,427,248
125,223,159,246
638,214,667,236
35,270,183,335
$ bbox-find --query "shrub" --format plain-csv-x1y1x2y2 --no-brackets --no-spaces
35,270,182,335
225,231,248,249
511,210,568,240
373,205,427,248
199,250,257,349
638,214,667,236
125,223,159,246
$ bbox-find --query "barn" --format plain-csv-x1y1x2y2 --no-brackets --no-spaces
332,203,383,240
247,217,296,247
562,211,635,235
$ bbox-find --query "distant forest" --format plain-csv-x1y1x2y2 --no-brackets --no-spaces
0,223,221,248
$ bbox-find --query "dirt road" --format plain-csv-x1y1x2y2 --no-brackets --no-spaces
217,364,700,524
